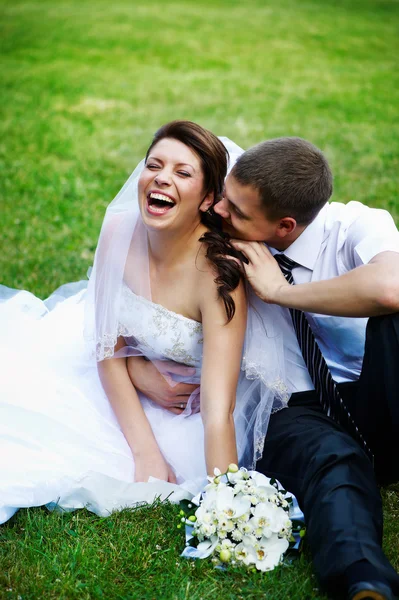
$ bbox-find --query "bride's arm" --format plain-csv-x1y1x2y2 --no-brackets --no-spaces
97,337,176,483
199,273,247,475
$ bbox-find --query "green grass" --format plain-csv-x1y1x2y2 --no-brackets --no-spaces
0,488,398,600
1,0,398,597
1,0,399,296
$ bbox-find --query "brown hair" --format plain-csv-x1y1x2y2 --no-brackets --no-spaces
232,137,333,225
146,120,243,322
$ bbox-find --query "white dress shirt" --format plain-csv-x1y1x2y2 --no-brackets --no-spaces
269,201,399,393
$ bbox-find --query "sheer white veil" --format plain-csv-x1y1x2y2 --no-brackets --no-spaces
84,159,149,360
84,136,290,469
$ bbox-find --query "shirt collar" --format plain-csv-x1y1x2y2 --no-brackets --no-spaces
269,203,328,271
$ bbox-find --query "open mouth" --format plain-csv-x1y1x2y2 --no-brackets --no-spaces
147,192,176,215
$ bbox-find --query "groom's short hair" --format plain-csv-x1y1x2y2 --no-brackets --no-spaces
231,137,333,225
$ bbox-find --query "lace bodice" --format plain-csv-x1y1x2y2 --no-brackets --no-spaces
118,283,204,366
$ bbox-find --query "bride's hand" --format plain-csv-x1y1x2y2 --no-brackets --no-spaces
134,451,177,484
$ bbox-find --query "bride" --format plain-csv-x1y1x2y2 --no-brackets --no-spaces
0,121,288,524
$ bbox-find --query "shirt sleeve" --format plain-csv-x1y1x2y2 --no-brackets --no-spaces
340,206,399,270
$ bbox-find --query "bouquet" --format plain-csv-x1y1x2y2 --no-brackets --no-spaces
181,465,302,572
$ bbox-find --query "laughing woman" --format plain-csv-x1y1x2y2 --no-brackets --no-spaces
0,121,288,523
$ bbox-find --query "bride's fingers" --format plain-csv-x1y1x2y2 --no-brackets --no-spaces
168,467,177,484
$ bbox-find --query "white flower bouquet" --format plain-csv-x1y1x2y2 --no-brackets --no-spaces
181,465,303,572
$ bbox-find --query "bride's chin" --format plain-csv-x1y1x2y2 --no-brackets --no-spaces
141,213,174,229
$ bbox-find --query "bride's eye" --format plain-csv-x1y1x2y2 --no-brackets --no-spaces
146,163,160,170
177,171,190,177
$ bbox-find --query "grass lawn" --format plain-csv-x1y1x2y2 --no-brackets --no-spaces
1,0,398,598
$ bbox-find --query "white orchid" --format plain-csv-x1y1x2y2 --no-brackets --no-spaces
215,485,251,519
234,542,254,565
217,516,235,533
242,533,258,547
250,517,270,539
248,471,278,494
248,534,289,571
253,502,288,534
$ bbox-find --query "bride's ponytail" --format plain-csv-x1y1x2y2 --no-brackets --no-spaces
200,212,245,323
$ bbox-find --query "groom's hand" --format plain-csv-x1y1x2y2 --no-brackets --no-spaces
127,356,199,415
230,240,289,304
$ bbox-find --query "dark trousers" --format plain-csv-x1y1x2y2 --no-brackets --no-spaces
256,313,399,597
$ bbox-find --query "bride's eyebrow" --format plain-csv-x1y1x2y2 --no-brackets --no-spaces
175,162,196,173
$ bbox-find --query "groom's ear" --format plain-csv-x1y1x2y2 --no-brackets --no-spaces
199,192,215,213
275,217,297,238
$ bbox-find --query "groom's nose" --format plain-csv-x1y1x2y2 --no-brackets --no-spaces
214,197,230,219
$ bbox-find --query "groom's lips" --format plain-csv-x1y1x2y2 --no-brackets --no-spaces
221,219,234,234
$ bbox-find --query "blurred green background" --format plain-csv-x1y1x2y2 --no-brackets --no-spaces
1,0,398,297
1,2,398,598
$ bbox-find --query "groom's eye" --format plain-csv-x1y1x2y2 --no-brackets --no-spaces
230,203,244,219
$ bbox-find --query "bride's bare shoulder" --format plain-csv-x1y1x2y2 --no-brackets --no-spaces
194,240,218,282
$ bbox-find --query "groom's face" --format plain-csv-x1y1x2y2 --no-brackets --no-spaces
214,174,279,243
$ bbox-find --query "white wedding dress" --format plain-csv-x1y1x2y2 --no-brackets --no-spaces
0,280,273,524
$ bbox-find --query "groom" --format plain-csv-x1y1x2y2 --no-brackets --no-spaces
128,137,399,600
213,137,399,600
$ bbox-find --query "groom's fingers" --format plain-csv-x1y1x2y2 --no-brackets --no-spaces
155,360,196,377
230,240,263,264
225,255,245,273
167,407,186,415
174,383,199,396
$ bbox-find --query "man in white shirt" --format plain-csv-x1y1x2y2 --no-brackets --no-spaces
213,137,399,600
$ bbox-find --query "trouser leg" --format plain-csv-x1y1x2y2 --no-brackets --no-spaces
256,402,399,597
351,313,399,484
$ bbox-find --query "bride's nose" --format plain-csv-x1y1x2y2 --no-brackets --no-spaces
154,170,172,186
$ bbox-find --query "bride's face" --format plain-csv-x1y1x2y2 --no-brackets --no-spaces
138,138,212,232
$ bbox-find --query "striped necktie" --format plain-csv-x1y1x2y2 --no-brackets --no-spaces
274,253,373,462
